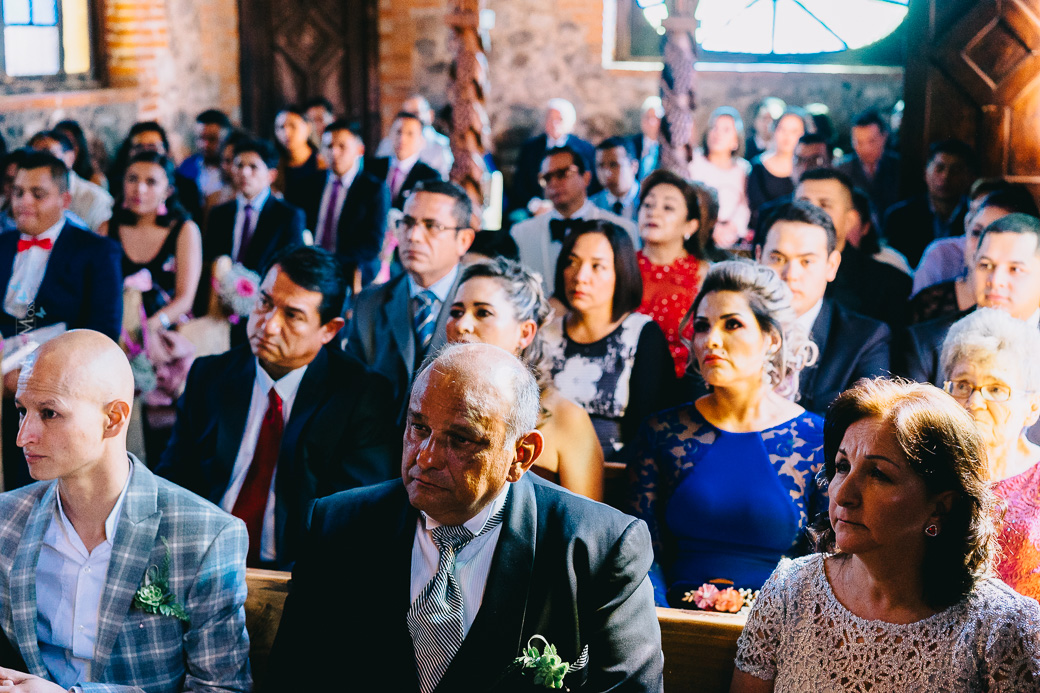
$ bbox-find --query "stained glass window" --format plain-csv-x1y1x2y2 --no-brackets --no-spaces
1,0,93,79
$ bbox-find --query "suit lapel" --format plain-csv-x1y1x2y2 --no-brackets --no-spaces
214,352,256,503
0,232,18,307
803,299,834,399
245,199,277,268
385,276,416,380
92,459,163,677
9,484,57,678
33,222,77,321
428,271,462,355
435,478,537,692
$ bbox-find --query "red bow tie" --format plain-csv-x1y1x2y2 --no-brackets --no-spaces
17,237,53,253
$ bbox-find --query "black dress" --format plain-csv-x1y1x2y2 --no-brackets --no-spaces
747,157,794,228
111,217,185,317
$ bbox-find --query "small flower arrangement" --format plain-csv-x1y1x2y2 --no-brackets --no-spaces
214,257,261,321
681,579,759,614
512,635,572,689
132,539,189,623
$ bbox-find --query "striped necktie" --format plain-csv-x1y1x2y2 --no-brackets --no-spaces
413,289,438,356
407,505,506,693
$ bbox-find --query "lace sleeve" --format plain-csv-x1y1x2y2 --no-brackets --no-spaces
980,588,1040,692
626,419,664,559
734,557,794,681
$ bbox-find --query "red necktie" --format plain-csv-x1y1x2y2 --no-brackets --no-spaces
17,237,53,253
231,387,283,566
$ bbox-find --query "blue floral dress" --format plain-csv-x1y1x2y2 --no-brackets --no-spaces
628,403,825,606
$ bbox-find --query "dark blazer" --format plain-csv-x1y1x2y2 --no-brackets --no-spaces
836,151,901,223
510,133,600,212
265,473,663,692
799,299,892,416
367,157,441,210
882,193,967,268
0,222,122,340
203,195,306,272
298,169,391,285
828,245,913,328
895,307,971,385
155,345,401,569
344,270,459,420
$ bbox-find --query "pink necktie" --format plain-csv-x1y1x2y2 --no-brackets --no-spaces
238,204,255,262
390,166,403,197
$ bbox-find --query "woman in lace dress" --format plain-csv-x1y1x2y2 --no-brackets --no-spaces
940,308,1040,600
445,257,604,500
543,220,676,460
628,260,823,606
732,378,1040,692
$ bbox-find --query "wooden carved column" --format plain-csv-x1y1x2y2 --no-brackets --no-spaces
658,0,699,176
448,0,492,221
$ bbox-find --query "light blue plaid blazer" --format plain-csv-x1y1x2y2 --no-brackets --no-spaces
0,456,252,693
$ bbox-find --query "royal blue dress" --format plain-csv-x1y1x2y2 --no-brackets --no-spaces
629,403,825,606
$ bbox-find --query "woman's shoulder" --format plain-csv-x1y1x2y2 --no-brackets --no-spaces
967,577,1040,622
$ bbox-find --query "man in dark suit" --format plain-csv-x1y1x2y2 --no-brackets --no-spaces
756,200,891,416
795,168,912,327
298,119,391,287
882,139,975,268
836,108,901,220
158,246,398,569
899,213,1040,384
368,112,441,210
510,98,599,217
0,151,123,488
266,343,663,692
344,179,475,419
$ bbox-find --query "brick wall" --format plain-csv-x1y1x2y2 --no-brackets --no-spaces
0,0,240,167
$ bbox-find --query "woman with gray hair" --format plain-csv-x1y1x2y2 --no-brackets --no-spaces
940,307,1040,599
627,260,823,606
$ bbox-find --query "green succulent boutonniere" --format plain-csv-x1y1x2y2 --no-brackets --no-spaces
513,635,571,689
132,538,189,623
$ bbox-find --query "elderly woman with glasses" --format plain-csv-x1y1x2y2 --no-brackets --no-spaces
940,308,1040,600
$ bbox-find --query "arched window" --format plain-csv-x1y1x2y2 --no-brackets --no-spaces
611,0,908,68
1,0,95,83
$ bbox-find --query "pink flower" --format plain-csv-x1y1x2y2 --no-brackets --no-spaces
714,587,744,613
124,269,153,292
692,583,719,610
235,277,256,298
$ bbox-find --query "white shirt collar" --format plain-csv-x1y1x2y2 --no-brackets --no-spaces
421,482,510,534
54,460,133,551
550,198,596,221
546,134,570,150
408,263,459,303
254,358,309,403
237,187,270,211
796,298,825,335
392,152,421,173
21,215,65,243
1026,308,1040,329
332,159,361,188
607,184,639,207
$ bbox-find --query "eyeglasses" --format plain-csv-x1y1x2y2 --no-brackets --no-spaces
538,165,578,188
394,216,461,235
943,380,1013,402
794,154,830,167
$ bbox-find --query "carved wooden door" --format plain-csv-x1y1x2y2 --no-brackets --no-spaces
902,0,1040,194
238,0,381,144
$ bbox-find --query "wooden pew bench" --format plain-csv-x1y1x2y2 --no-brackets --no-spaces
245,569,746,692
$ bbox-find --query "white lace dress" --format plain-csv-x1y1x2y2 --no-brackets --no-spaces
735,554,1040,692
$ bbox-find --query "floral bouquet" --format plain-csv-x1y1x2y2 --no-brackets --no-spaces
213,256,261,323
681,579,759,615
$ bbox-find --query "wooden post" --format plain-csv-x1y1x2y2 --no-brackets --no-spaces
447,0,493,226
658,0,699,176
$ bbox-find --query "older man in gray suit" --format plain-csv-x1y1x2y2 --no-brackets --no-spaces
0,330,250,693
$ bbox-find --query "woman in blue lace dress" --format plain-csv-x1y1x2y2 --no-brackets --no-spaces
628,260,825,606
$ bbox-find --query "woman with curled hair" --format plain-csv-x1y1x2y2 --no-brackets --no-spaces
628,260,823,606
940,308,1040,600
732,378,1040,693
445,257,604,500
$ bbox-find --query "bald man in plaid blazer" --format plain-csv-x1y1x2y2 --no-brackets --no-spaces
0,331,251,693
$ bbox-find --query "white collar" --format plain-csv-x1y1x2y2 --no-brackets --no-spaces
550,198,596,221
332,159,361,186
54,460,133,549
408,263,460,303
392,152,421,171
421,483,510,534
20,215,65,242
237,187,270,210
254,359,309,400
796,298,825,335
607,184,639,207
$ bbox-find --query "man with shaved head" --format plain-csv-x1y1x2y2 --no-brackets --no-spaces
0,330,251,692
268,343,663,693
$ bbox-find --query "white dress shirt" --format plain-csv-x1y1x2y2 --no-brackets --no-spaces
36,463,133,689
795,298,824,337
231,188,271,260
389,153,421,199
68,174,114,233
410,484,510,635
220,360,308,562
314,162,360,248
4,216,64,319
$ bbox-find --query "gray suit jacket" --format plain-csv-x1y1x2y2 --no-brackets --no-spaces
0,457,251,693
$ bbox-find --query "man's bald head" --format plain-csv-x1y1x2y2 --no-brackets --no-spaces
21,330,135,407
412,343,539,445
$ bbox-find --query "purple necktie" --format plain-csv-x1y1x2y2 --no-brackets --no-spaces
320,178,343,251
238,204,255,263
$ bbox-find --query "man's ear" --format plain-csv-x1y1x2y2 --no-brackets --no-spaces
581,171,592,188
826,249,842,282
506,429,543,482
60,191,72,211
318,317,346,345
267,168,279,186
102,399,132,440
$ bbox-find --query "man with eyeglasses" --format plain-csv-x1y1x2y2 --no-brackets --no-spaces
511,145,637,294
345,180,476,420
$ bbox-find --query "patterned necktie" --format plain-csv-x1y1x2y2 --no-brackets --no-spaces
413,289,438,356
320,177,343,251
237,204,255,263
230,387,283,566
612,200,624,216
407,505,506,693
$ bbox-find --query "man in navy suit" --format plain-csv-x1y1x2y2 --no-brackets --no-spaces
344,179,475,420
757,200,890,416
198,138,305,315
0,151,123,488
158,246,399,568
298,119,391,287
368,112,441,210
266,343,663,692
